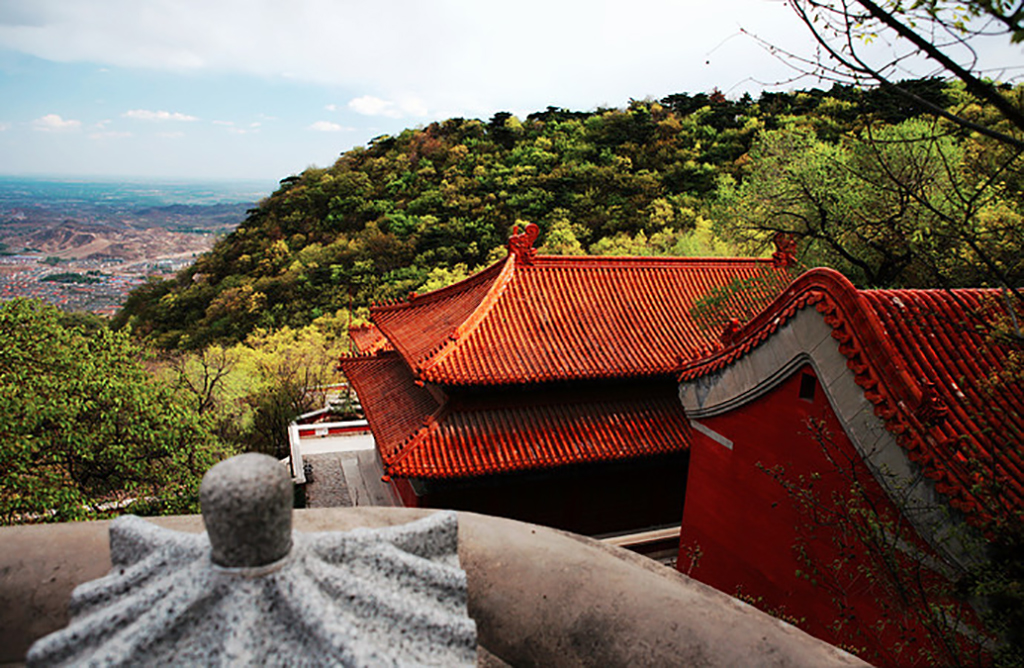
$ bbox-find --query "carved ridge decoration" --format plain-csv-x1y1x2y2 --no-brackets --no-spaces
915,380,950,427
508,222,540,265
771,232,798,269
719,318,743,347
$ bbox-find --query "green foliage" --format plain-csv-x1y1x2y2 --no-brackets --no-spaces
162,315,352,459
116,79,1022,348
717,115,1024,289
40,272,102,284
0,299,230,524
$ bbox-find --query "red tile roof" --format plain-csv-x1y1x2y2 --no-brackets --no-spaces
369,254,792,386
339,353,441,465
862,289,1023,525
341,352,691,479
349,322,391,355
680,268,1024,527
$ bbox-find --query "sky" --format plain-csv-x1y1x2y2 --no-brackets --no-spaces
0,0,1017,184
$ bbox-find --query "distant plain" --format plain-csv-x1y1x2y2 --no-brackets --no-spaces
0,176,270,313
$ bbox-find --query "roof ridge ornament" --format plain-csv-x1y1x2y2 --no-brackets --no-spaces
508,222,540,265
719,317,743,347
771,232,798,269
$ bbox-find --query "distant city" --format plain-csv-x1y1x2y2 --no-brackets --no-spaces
0,176,272,315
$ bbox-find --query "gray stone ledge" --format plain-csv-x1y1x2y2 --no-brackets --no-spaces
1,508,868,667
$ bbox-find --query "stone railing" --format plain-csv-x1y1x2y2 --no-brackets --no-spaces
0,455,870,667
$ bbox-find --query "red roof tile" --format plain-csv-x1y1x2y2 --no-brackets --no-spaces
680,268,1024,527
370,254,792,386
862,289,1023,524
341,352,691,479
349,322,391,355
338,353,442,464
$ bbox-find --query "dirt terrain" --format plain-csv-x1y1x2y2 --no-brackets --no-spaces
0,178,261,313
3,220,216,262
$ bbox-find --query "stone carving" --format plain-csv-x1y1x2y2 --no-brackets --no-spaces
27,453,476,667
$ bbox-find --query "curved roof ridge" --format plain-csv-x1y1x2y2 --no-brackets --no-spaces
348,322,392,355
531,254,776,268
372,257,507,312
416,254,518,377
369,258,510,374
680,267,920,399
383,404,449,478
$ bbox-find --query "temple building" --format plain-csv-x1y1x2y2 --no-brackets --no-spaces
674,266,1022,664
341,224,1022,665
339,224,794,536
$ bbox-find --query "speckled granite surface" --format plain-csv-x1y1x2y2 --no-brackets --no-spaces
26,454,476,667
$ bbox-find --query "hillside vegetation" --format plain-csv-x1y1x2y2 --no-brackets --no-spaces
115,79,1022,349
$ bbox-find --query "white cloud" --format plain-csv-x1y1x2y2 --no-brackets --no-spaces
0,122,10,132
6,0,1019,182
123,109,198,122
0,0,829,117
348,96,396,118
349,95,428,119
308,120,350,133
3,0,1018,125
89,130,132,139
32,113,81,131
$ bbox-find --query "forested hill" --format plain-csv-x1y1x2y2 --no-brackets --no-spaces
115,79,1020,349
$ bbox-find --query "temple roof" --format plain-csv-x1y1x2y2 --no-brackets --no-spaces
340,353,691,479
348,322,390,355
680,268,1024,527
364,252,793,386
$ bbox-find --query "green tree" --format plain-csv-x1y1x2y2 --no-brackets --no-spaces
776,0,1024,148
719,120,1023,289
231,322,350,459
0,299,230,524
159,317,353,460
115,83,1017,347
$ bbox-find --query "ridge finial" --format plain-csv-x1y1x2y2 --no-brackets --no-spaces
509,222,540,265
772,232,798,269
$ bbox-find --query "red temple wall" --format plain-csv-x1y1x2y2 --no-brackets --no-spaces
677,365,977,666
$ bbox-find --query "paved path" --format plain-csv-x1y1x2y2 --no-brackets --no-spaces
303,448,401,509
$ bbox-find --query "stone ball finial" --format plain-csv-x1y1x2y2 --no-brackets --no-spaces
200,453,292,568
